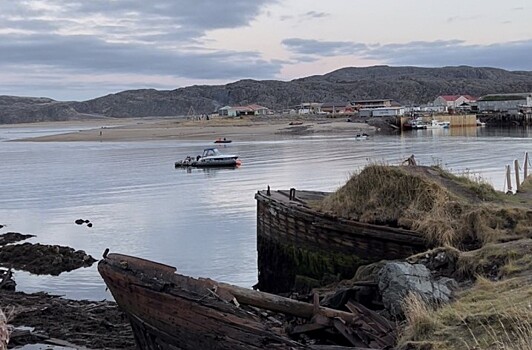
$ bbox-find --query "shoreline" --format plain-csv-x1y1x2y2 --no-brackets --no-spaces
3,116,377,142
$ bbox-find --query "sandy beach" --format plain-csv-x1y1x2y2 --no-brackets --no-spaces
9,116,376,142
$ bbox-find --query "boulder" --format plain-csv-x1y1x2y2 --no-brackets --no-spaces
378,262,456,318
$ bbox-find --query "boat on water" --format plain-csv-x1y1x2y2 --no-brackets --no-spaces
426,120,450,129
476,119,486,127
214,137,232,144
355,133,369,140
175,147,241,168
98,252,396,350
403,118,427,130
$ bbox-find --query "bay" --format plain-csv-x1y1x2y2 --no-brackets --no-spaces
0,125,530,300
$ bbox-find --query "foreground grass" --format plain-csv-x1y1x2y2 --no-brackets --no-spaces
399,276,532,350
315,164,532,349
316,165,532,248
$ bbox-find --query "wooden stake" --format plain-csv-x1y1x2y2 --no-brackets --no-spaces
524,152,529,179
506,165,512,194
515,159,520,192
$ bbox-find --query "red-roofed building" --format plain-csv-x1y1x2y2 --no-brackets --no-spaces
433,95,477,111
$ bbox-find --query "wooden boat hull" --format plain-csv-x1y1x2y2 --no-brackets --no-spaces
98,253,304,350
255,190,428,293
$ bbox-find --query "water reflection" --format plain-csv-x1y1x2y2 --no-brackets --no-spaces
0,126,530,300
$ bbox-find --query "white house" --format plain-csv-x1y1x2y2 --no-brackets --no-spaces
433,95,477,111
218,104,270,117
359,107,404,118
476,93,532,113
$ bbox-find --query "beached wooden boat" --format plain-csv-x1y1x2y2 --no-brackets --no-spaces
256,190,428,293
98,252,395,350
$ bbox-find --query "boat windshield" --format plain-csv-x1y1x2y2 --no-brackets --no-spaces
202,148,221,157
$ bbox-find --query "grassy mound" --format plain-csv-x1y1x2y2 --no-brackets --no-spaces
316,165,532,248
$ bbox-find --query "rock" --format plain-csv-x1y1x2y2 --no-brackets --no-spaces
378,262,456,318
406,246,461,278
353,260,387,282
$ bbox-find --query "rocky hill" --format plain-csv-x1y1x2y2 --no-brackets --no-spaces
2,65,532,123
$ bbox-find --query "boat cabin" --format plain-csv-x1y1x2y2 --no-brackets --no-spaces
202,148,222,158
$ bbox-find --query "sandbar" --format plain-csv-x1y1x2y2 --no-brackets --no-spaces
8,116,376,142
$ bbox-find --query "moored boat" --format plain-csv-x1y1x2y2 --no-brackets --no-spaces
403,118,427,130
214,137,232,143
175,147,241,168
98,252,396,350
426,120,450,129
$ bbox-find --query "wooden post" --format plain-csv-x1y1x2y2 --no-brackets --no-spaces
515,159,520,192
506,165,513,194
525,152,529,179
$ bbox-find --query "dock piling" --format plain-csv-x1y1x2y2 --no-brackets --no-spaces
506,165,513,194
515,159,521,192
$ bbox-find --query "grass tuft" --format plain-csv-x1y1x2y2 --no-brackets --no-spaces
315,165,532,249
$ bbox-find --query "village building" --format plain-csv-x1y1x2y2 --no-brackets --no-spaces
294,102,322,114
320,102,354,114
476,93,532,114
433,95,477,111
350,99,394,110
218,104,270,117
359,107,405,118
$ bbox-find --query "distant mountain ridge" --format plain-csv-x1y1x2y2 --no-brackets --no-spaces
2,65,532,123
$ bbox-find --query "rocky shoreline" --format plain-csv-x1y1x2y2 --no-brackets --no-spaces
0,231,134,349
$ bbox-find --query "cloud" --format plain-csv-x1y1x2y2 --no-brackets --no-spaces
283,38,532,70
363,40,532,70
0,0,282,99
282,38,367,56
0,33,281,80
303,11,329,19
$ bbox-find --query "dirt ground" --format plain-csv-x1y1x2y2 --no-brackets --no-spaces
3,290,135,349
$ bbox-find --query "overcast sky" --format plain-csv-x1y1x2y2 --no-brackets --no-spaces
1,0,530,100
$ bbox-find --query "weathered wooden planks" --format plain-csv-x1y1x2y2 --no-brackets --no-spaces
256,190,429,293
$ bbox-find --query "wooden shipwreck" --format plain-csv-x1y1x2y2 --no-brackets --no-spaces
255,189,428,293
99,252,396,350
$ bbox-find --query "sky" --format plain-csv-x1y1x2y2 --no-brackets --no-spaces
0,0,531,101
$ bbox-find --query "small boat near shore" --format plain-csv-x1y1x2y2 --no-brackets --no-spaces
403,118,427,130
98,252,396,350
426,120,450,129
214,137,232,144
175,147,241,168
355,133,369,140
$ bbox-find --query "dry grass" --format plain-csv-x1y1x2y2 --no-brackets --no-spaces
400,293,441,342
458,239,532,279
398,276,532,350
315,165,532,248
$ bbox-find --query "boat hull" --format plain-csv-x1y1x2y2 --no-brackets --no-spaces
98,254,303,350
255,190,428,293
175,158,240,168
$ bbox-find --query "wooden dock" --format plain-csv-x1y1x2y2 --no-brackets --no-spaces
255,189,428,294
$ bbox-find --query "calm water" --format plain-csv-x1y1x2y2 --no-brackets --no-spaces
0,125,530,300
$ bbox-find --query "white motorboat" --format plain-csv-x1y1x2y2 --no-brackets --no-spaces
355,133,369,140
426,120,450,129
175,147,241,168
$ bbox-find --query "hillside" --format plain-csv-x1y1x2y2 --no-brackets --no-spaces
2,65,532,123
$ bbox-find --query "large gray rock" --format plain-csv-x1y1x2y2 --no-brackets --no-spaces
378,262,456,318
